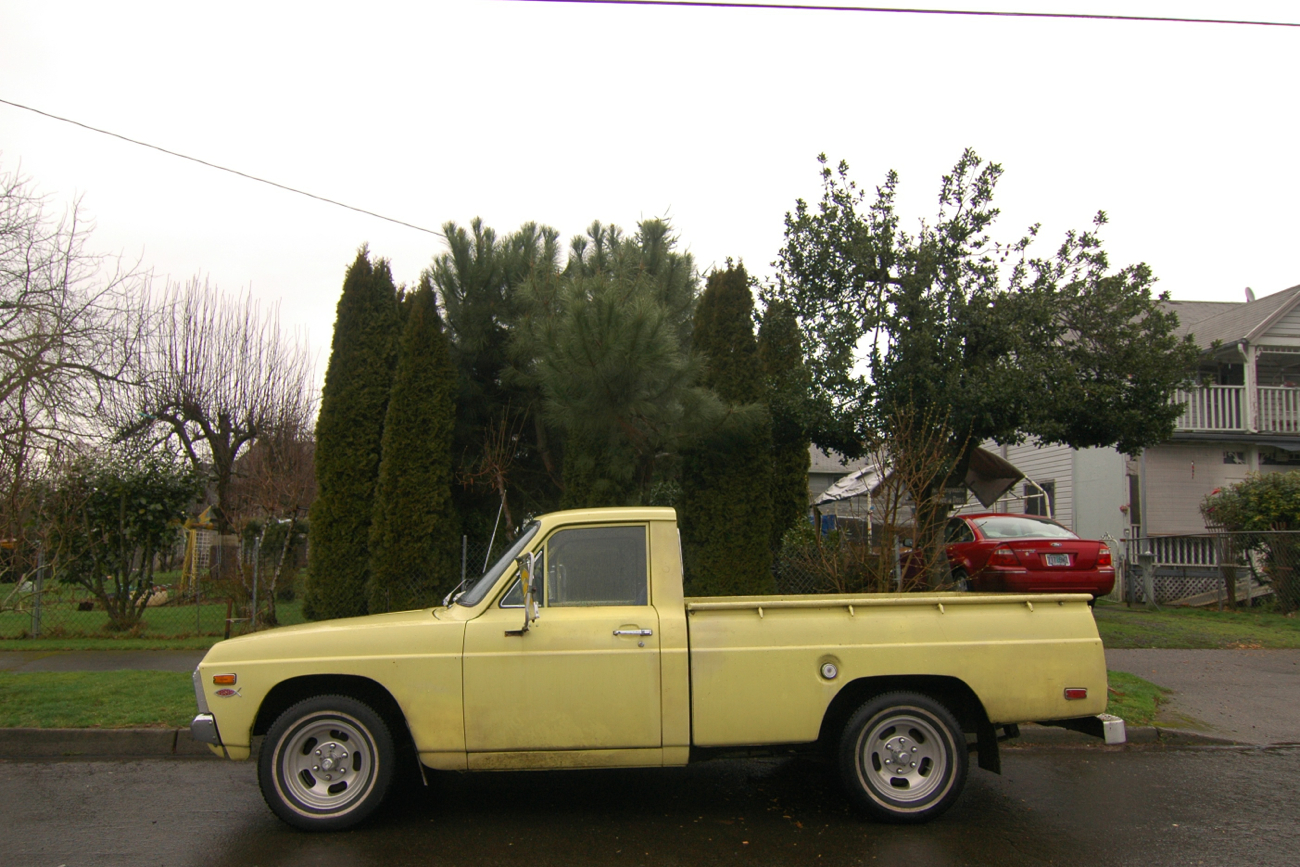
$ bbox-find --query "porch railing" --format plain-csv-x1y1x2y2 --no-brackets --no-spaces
1173,385,1244,432
1257,386,1300,433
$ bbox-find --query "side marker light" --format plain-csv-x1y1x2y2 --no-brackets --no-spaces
1064,687,1087,700
213,674,237,686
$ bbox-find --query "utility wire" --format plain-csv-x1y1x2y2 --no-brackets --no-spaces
0,97,443,237
506,0,1300,28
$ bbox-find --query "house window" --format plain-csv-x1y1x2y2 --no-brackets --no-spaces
1224,451,1246,465
1024,481,1055,517
1128,474,1141,526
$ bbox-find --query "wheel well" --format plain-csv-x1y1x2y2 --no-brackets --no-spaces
253,675,414,751
818,675,989,747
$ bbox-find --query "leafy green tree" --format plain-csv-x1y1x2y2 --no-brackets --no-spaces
1202,472,1300,611
517,220,715,508
304,249,401,620
43,446,205,631
680,264,775,595
758,299,812,550
367,282,460,612
776,149,1199,490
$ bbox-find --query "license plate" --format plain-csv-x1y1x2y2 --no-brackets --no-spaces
1045,553,1070,566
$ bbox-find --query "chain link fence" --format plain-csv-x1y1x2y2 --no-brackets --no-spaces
1120,531,1299,608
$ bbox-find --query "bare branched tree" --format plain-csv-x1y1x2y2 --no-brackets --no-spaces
227,419,315,625
0,162,150,579
116,277,316,535
868,404,966,590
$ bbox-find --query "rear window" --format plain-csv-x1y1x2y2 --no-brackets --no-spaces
972,516,1077,540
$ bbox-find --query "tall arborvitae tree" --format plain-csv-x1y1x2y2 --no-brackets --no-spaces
367,281,460,612
679,263,775,596
758,300,812,550
304,249,400,620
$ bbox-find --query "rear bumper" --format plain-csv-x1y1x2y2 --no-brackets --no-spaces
1036,714,1127,745
981,568,1115,597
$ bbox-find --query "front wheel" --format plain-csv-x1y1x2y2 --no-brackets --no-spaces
839,692,968,823
259,694,395,831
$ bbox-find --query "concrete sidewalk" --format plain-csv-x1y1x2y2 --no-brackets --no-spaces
0,650,206,673
1106,648,1300,746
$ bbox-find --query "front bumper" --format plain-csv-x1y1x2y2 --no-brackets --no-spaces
190,668,224,749
190,713,222,745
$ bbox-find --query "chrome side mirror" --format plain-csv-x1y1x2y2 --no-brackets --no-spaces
505,551,540,636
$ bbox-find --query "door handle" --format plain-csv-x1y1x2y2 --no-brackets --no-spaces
613,628,653,636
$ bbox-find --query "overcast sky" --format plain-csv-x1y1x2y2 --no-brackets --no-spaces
2,1,1296,389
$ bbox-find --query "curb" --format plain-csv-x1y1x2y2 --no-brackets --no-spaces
0,728,217,759
1007,723,1247,748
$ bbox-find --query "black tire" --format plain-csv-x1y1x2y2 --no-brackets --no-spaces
838,691,968,823
951,568,971,592
259,694,395,831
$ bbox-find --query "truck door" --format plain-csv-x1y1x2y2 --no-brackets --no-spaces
462,524,662,752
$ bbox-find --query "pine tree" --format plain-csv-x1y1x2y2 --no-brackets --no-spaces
679,263,775,596
759,300,812,550
304,249,400,620
367,281,460,612
521,219,712,508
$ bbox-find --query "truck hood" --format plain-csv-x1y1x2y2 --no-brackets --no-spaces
199,608,449,666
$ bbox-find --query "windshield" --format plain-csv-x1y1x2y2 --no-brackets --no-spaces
972,516,1077,540
455,522,540,607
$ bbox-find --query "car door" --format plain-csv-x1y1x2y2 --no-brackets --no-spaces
461,524,662,753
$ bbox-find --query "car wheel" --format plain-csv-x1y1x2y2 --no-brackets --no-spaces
259,694,395,831
950,568,971,592
838,691,968,823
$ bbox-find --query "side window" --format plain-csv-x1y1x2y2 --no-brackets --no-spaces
498,552,544,608
545,526,648,607
945,519,974,544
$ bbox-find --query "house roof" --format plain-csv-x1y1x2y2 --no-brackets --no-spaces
809,446,870,475
1164,283,1300,349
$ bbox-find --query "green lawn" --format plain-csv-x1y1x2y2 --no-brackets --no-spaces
0,587,306,641
0,671,196,728
1094,600,1300,649
1104,670,1168,726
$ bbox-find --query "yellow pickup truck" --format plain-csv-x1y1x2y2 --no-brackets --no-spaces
190,506,1120,831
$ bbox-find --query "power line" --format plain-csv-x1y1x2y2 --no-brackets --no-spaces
505,0,1300,28
0,97,443,237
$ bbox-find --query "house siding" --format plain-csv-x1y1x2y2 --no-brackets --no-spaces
1143,442,1251,534
1260,306,1300,343
955,441,1075,527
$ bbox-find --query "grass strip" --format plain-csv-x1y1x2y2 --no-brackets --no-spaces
0,671,195,728
1105,670,1168,727
1094,601,1300,649
1,636,221,651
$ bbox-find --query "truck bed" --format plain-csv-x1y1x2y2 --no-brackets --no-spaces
684,592,1107,747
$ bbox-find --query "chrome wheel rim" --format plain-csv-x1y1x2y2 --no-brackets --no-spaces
858,710,950,805
276,712,377,815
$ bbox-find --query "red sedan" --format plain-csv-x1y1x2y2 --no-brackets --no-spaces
942,513,1115,598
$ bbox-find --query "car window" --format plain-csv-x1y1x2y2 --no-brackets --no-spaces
544,525,648,607
972,516,1078,540
945,519,975,544
498,552,545,608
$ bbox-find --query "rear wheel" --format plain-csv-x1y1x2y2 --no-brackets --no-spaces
951,568,971,592
838,691,968,823
259,694,395,831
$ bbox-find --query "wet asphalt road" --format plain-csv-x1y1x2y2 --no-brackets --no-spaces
2,746,1297,867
